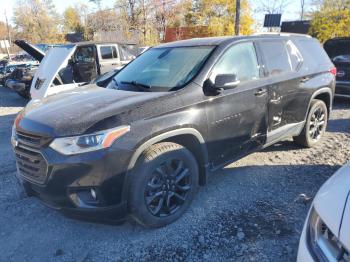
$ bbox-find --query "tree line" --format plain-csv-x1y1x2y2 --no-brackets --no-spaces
0,0,349,45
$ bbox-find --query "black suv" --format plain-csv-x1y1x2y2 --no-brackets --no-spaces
324,37,350,97
12,34,335,227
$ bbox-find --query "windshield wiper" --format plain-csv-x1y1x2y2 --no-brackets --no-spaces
121,81,152,90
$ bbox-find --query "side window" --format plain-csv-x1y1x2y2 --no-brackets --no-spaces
259,41,292,76
74,46,95,63
210,42,260,83
100,46,113,59
112,46,118,59
286,40,303,71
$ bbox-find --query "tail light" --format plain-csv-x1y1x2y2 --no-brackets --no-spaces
329,67,337,76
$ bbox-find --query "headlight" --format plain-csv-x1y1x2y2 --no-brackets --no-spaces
308,207,349,261
49,125,130,155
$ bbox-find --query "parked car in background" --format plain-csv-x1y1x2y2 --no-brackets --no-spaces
324,37,350,98
0,40,41,87
297,162,350,261
4,40,46,98
12,34,335,228
5,64,39,98
30,41,138,100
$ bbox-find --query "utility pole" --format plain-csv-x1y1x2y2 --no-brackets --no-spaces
300,0,305,20
235,0,241,36
4,10,11,60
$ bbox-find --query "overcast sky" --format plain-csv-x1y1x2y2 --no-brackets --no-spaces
1,0,311,29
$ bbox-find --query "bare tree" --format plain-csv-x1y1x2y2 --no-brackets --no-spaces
255,0,291,14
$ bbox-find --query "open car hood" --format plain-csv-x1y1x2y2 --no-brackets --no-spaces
14,40,45,62
30,45,76,100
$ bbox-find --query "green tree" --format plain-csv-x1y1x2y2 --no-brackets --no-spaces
13,0,62,43
309,0,350,42
63,7,83,33
183,0,254,36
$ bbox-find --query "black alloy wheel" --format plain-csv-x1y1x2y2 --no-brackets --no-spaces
294,99,328,147
144,159,191,217
128,142,198,228
309,106,326,141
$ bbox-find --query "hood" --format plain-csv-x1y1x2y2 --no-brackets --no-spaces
314,162,350,240
324,38,350,59
19,85,172,137
30,45,76,100
14,40,45,62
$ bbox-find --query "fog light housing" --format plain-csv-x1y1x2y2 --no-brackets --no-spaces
69,188,102,208
90,188,97,200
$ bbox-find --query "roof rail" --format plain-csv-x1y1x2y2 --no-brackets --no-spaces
253,32,311,38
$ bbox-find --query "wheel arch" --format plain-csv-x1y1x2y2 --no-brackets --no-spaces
122,128,209,202
309,87,333,119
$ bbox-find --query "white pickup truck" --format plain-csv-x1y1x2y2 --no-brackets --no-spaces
16,41,138,100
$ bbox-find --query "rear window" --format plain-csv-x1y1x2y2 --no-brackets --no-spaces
324,39,350,59
100,46,118,60
259,41,292,76
296,39,331,67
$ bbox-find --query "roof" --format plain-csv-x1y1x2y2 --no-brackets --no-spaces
155,33,312,48
72,41,138,46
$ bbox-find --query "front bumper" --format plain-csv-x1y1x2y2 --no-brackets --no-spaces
335,81,350,97
15,143,134,224
297,209,316,262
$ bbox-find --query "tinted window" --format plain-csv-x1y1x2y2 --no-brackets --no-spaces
259,41,291,75
298,39,331,66
210,42,259,83
74,46,95,63
112,46,118,58
286,40,303,71
100,46,113,59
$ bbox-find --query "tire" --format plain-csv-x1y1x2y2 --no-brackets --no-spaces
293,99,328,147
128,142,199,228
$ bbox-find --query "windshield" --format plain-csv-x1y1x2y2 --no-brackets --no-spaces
107,46,214,92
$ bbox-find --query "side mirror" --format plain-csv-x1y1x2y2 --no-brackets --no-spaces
214,74,240,90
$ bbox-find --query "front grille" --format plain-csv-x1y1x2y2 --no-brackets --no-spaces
14,131,51,184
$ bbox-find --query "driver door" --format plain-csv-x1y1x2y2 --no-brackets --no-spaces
205,41,269,167
73,45,98,83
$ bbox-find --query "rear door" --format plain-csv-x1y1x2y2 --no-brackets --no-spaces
205,41,269,166
98,45,121,74
257,39,305,141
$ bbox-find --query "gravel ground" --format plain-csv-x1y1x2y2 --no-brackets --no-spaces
1,86,350,262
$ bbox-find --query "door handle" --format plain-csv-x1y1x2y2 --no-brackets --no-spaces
255,89,267,96
300,77,310,83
